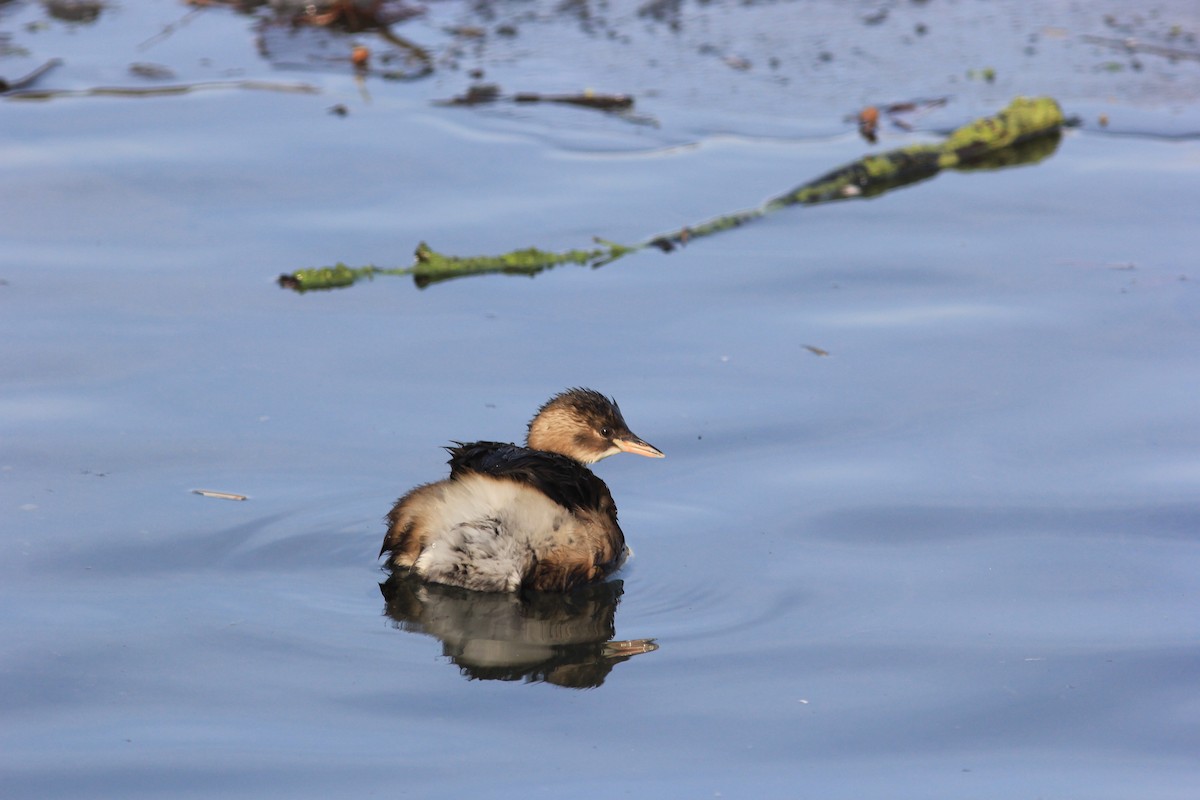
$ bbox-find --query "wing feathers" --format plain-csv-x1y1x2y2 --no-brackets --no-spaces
447,441,611,514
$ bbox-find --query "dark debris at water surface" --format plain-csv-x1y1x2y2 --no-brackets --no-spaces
439,83,635,113
2,0,1198,287
254,0,434,80
42,0,106,25
5,0,1200,117
849,97,950,143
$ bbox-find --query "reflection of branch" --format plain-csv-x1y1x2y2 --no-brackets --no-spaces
0,59,63,94
280,97,1065,292
5,79,319,101
138,6,205,51
377,26,433,76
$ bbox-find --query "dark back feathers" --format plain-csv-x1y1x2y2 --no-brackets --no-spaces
447,441,614,516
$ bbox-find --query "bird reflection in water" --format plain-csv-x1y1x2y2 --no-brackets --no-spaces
380,573,657,689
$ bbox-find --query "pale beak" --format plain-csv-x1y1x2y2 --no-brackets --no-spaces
614,435,665,459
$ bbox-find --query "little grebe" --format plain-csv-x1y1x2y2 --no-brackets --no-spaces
381,388,663,593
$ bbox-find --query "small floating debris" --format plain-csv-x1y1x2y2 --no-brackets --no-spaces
438,83,635,113
445,25,486,39
44,0,105,24
847,97,949,140
192,489,248,501
862,8,888,25
803,345,831,357
351,44,370,71
857,106,880,143
445,83,501,105
128,62,175,80
513,90,634,112
967,66,997,82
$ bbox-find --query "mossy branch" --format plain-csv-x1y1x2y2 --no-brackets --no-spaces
280,96,1063,292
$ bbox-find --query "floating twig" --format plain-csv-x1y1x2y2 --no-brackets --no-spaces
192,489,248,501
280,97,1065,291
5,78,319,100
278,240,634,291
377,28,433,75
438,83,638,114
139,6,205,51
0,58,63,94
513,90,634,112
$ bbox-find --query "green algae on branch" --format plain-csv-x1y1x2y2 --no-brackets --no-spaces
277,240,634,291
410,241,619,285
939,95,1064,166
650,96,1063,249
750,98,1060,209
279,97,1064,292
770,95,1063,208
277,264,392,292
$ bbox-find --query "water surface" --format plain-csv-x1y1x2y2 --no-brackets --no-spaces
2,1,1198,797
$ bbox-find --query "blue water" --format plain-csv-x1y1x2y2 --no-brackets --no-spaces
3,1,1199,797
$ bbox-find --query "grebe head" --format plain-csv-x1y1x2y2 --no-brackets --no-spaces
526,388,665,465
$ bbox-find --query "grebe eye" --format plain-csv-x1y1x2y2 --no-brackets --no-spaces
600,426,612,438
